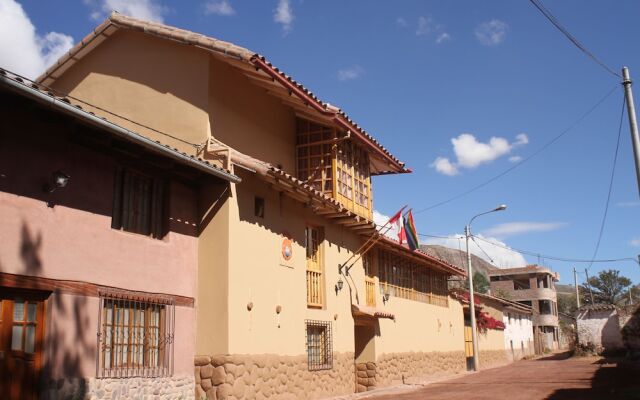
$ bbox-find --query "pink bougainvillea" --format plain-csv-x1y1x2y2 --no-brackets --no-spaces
476,311,505,332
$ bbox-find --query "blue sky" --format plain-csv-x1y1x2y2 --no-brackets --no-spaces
2,0,640,285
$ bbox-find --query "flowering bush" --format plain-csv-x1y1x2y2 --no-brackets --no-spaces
476,311,505,332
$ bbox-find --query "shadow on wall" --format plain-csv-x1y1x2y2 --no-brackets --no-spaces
545,356,640,399
621,306,640,357
601,314,624,356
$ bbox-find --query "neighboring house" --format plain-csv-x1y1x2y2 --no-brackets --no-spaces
0,68,239,399
576,304,625,354
499,297,535,361
27,13,475,399
489,265,561,353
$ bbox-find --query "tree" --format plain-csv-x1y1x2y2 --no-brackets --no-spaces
557,293,578,315
580,269,632,305
472,271,489,294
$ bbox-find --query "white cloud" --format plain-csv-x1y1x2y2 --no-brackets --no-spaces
85,0,167,22
424,234,527,269
373,210,401,241
436,32,451,44
482,222,567,239
509,155,523,163
618,201,640,207
337,65,364,82
396,17,407,27
416,16,434,36
475,19,508,46
274,0,293,33
0,0,74,79
432,132,529,175
431,157,459,176
204,0,235,16
630,238,640,247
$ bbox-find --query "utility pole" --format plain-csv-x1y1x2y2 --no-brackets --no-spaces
622,67,640,197
629,286,633,306
584,269,595,304
465,225,480,372
573,267,580,308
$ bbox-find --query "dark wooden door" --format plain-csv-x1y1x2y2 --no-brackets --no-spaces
0,291,46,400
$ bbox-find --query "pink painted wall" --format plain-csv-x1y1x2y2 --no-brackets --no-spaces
0,105,199,376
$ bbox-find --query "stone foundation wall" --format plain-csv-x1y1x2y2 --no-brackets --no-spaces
355,362,377,393
194,352,354,400
375,351,466,387
479,350,510,369
42,375,195,400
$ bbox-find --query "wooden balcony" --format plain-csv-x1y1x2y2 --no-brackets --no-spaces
306,269,323,308
365,278,376,307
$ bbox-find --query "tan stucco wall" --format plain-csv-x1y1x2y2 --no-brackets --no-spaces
477,298,507,353
49,29,211,154
208,56,297,173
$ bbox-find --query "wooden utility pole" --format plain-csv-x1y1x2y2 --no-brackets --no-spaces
622,67,640,197
584,269,595,304
573,267,580,308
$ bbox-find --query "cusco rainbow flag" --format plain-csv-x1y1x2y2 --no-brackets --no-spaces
403,209,419,251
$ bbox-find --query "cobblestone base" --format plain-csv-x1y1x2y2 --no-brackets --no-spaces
194,352,355,400
42,375,195,400
355,362,377,393
479,350,510,368
375,351,466,387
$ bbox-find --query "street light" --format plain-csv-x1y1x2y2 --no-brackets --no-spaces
465,204,507,372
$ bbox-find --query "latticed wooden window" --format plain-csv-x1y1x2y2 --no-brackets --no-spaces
296,119,335,195
305,226,324,308
377,250,449,307
98,292,174,378
305,320,332,371
353,145,371,209
111,167,166,239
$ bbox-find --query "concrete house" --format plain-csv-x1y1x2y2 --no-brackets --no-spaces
0,67,239,399
18,13,502,399
576,304,625,354
489,265,561,353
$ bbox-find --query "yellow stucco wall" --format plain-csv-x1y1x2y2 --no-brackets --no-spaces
477,298,507,352
49,29,211,154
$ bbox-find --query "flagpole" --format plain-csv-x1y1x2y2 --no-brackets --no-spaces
339,206,406,275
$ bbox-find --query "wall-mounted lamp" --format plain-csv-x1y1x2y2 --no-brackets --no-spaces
43,170,70,193
335,277,344,294
383,291,390,304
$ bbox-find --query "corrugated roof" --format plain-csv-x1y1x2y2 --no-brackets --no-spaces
1,67,240,183
36,12,408,175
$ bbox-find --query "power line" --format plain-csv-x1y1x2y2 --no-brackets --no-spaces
528,0,620,78
472,234,639,266
414,85,619,214
587,93,627,270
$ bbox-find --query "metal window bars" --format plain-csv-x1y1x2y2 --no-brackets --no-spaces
305,320,332,371
96,290,175,378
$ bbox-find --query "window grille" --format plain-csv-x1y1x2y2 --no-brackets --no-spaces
305,320,332,371
97,291,175,378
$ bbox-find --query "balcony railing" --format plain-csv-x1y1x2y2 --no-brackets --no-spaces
306,270,323,308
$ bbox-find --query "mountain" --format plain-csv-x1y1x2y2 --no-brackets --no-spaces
421,244,499,277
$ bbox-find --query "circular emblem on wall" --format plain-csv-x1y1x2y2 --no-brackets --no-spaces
281,232,293,261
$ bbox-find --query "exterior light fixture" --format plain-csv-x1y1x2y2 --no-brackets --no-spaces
44,170,70,193
383,291,390,304
335,277,344,293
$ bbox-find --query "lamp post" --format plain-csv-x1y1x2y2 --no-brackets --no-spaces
465,204,507,371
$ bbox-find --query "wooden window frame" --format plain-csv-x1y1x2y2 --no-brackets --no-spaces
111,166,167,239
97,292,175,378
305,225,325,308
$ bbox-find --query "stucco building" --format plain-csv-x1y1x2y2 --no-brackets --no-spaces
0,12,520,400
489,265,561,353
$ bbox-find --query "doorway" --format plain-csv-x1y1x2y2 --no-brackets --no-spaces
0,289,47,400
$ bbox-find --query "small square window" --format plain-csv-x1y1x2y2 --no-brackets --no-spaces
254,197,265,218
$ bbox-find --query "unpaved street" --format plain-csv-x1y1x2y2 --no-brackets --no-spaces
367,353,640,400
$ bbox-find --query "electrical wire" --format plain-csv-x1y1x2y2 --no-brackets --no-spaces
414,85,619,215
471,234,639,266
528,0,620,78
586,94,627,271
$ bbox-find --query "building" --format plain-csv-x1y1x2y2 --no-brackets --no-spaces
0,67,240,399
576,304,625,354
498,297,535,361
489,265,561,353
0,12,491,399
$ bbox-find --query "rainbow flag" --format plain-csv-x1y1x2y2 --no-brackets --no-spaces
403,209,419,251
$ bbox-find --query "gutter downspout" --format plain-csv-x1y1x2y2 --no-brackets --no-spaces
0,73,241,184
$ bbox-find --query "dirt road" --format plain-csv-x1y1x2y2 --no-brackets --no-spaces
367,353,640,400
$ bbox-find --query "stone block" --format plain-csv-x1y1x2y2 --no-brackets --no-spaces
195,356,212,366
224,363,238,376
356,363,367,371
211,366,227,386
356,371,367,378
356,384,367,393
366,369,376,378
201,378,213,391
217,383,233,400
201,365,214,379
232,379,246,398
211,355,228,367
206,387,218,400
